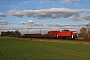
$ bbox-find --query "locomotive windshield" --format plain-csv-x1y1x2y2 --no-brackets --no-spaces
62,30,69,32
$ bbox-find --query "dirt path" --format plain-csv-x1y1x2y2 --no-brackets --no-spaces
15,38,90,45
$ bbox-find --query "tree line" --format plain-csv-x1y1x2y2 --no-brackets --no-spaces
1,30,21,37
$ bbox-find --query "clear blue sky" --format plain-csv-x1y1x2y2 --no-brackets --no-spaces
0,0,90,33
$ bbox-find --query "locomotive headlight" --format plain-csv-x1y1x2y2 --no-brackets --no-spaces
57,35,58,38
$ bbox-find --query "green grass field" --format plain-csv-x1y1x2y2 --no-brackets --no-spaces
0,37,90,60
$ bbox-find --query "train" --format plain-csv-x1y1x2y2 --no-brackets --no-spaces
23,30,78,39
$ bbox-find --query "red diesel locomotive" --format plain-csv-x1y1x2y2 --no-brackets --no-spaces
48,30,78,39
23,30,78,39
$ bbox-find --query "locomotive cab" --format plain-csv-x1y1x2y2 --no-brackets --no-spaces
70,31,78,39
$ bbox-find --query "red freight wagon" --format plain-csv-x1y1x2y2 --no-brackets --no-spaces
30,34,42,38
23,34,42,38
23,34,30,38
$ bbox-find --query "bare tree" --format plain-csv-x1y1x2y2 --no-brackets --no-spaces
80,27,87,38
79,23,90,41
86,23,90,37
14,30,21,37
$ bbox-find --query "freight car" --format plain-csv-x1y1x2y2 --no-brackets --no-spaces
29,34,42,38
23,33,42,38
23,34,30,38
